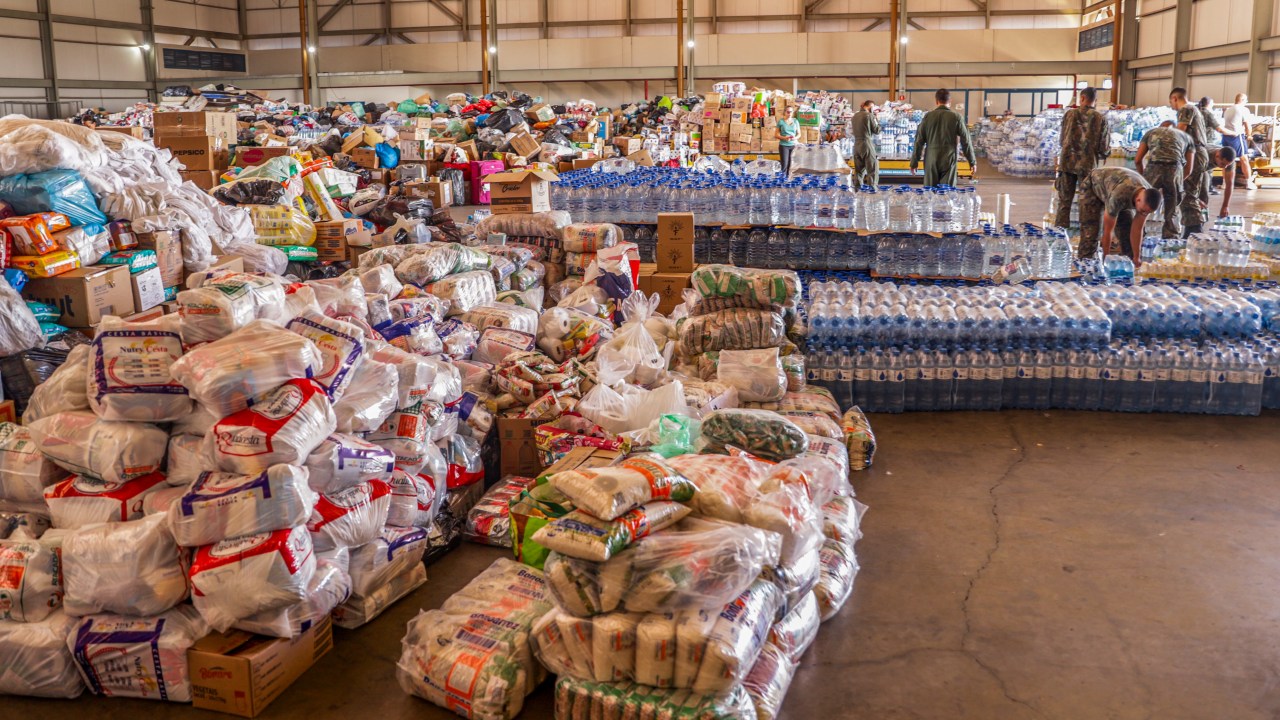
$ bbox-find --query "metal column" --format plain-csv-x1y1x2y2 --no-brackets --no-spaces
140,0,158,102
480,0,489,93
35,0,59,118
488,0,499,89
1118,0,1138,105
1170,0,1191,90
306,0,320,104
1247,0,1275,101
676,0,684,98
684,0,694,96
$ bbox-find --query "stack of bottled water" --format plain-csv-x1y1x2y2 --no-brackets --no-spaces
1137,230,1270,281
973,111,1064,178
1251,221,1280,256
870,224,1072,279
1186,231,1253,267
805,280,1280,415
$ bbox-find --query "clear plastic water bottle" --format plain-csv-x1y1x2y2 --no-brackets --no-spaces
789,229,809,270
911,189,931,232
814,180,835,229
767,228,788,269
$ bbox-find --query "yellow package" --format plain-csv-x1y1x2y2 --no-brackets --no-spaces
10,249,81,277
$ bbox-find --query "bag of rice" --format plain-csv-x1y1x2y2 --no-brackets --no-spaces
189,525,316,632
463,475,537,548
547,456,695,522
67,604,207,702
168,465,318,547
767,590,821,662
680,579,784,694
0,422,68,505
286,311,367,402
27,411,167,484
0,610,84,698
462,303,540,335
164,433,207,487
169,320,321,418
821,495,867,546
367,341,437,409
307,479,392,551
61,514,189,617
0,538,63,622
551,676,758,720
426,270,496,316
205,379,336,475
304,433,395,494
348,525,428,596
532,501,690,563
44,472,169,529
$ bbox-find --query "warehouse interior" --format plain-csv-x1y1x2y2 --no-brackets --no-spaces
0,0,1279,719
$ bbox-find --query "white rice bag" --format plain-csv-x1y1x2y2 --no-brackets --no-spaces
169,320,321,418
0,422,68,504
27,412,167,484
306,275,368,321
304,433,395,494
0,538,62,622
590,612,642,683
170,404,220,437
0,611,84,698
426,270,496,316
190,525,317,632
386,470,439,529
61,514,189,617
233,557,351,639
532,501,690,563
472,327,537,365
462,303,540,335
635,612,679,687
167,465,318,547
21,345,90,424
333,354,398,433
164,433,208,487
44,473,169,529
286,311,367,402
177,273,287,344
562,223,620,253
67,604,207,702
348,525,427,596
359,263,403,298
87,316,191,422
367,341,436,409
307,479,392,551
141,486,187,517
205,379,336,474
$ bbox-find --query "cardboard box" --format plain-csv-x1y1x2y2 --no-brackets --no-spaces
22,265,133,327
571,158,603,171
627,150,654,167
456,139,479,161
122,305,166,323
350,147,380,169
541,445,624,477
346,245,370,266
761,139,780,153
498,416,543,477
650,272,692,314
637,262,657,295
135,230,184,288
613,137,644,155
0,400,15,424
404,179,452,208
131,266,165,313
98,126,148,139
154,111,237,144
486,168,557,215
232,146,291,167
188,617,333,718
180,170,222,191
313,219,372,262
159,136,229,171
656,212,695,273
732,96,753,112
508,131,541,159
704,92,724,108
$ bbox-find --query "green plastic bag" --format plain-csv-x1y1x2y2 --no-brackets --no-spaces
508,476,575,570
277,245,318,262
648,414,700,458
397,99,419,114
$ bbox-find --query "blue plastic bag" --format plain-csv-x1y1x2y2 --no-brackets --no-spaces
0,169,108,226
3,268,28,293
375,142,400,170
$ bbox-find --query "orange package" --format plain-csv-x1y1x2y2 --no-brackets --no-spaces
10,249,80,278
0,212,70,255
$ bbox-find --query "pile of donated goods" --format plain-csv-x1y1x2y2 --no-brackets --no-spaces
0,118,876,719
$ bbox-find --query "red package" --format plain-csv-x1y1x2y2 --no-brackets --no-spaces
0,212,69,256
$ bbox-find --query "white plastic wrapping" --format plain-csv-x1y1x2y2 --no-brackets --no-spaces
359,263,404,298
386,470,440,529
546,456,696,522
304,433,395,494
0,422,68,504
333,354,398,433
233,558,351,639
141,485,187,516
167,463,317,546
87,315,192,422
0,275,41,357
205,379,336,474
286,311,367,402
532,502,691,563
742,643,796,720
67,604,207,702
767,590,821,662
306,275,368,322
0,611,84,698
814,537,859,622
717,348,787,403
170,404,219,437
307,479,392,552
348,525,428,596
44,472,169,529
367,403,431,474
426,270,497,316
177,273,287,344
61,514,189,617
0,538,63,622
189,525,316,632
27,411,167,484
0,511,49,540
473,327,537,365
462,303,540,335
164,433,207,487
21,344,90,424
367,341,436,409
169,320,321,418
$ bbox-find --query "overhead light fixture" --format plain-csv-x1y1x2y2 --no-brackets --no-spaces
307,45,316,52
1102,78,1114,89
687,40,695,48
488,45,497,54
139,43,151,50
900,36,909,44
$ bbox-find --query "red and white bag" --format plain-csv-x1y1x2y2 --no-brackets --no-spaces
206,379,336,475
303,433,396,494
386,470,440,529
168,465,318,547
44,472,169,529
286,311,367,402
307,479,392,552
190,525,316,632
348,526,428,596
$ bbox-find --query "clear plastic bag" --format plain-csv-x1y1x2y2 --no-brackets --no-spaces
426,270,497,316
0,421,69,504
814,537,859,621
677,309,787,356
742,643,796,720
0,274,42,357
164,434,207,487
367,341,437,409
205,379,336,475
307,275,369,322
349,525,428,596
61,513,189,617
562,223,621,253
248,204,316,246
286,311,367,402
307,479,392,552
169,320,321,418
358,263,404,298
689,264,800,309
367,403,432,474
190,525,317,632
767,590,821,662
21,344,90,423
233,557,351,639
0,511,49,540
463,303,540,335
177,274,288,344
28,411,167,484
0,610,84,698
168,465,318,547
333,355,399,433
67,604,207,702
699,409,809,461
547,455,695,521
474,210,571,240
44,472,168,529
473,327,537,365
551,677,759,720
717,348,786,403
532,501,690,563
304,433,395,494
842,406,877,471
87,316,191,422
386,469,440,528
463,475,536,547
821,495,867,546
0,537,63,622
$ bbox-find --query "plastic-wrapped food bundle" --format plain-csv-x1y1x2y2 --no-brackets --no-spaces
427,270,497,316
205,379,335,475
141,485,186,516
547,456,695,521
286,312,366,402
367,403,432,474
678,310,787,356
164,433,206,487
544,518,782,617
562,223,621,253
741,644,796,720
386,469,440,528
475,211,571,240
248,204,316,246
307,479,392,552
800,435,849,482
746,389,841,425
742,482,822,565
813,537,858,621
377,313,445,357
0,422,68,505
0,611,84,698
463,475,536,547
177,274,287,344
463,303,540,335
537,307,614,362
842,406,877,471
437,434,483,489
189,525,317,632
304,433,395,494
44,472,168,529
700,409,808,461
691,265,801,310
234,558,351,639
0,538,62,622
359,263,404,299
716,348,786,403
332,562,426,630
333,355,398,433
552,677,758,720
775,410,841,440
349,525,428,596
67,604,207,702
821,495,867,546
664,454,768,524
170,320,321,418
395,244,462,286
678,579,784,694
61,514,189,617
168,465,318,547
308,275,369,322
21,344,90,424
86,316,190,422
493,351,583,405
28,411,167,484
171,404,219,437
767,591,821,662
367,342,437,409
0,511,49,540
0,274,42,357
473,327,537,365
433,318,478,359
533,501,690,562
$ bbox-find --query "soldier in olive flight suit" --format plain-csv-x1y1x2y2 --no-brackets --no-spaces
1170,87,1209,236
1198,97,1222,198
1053,87,1110,229
909,88,977,186
850,100,881,187
1134,121,1193,239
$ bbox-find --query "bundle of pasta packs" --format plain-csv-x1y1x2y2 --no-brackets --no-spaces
397,558,554,720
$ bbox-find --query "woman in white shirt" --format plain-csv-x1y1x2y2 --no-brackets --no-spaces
1220,93,1255,190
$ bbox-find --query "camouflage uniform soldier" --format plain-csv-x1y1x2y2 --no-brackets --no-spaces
1171,87,1209,235
1198,97,1222,199
850,100,881,187
1134,124,1193,238
1054,87,1111,229
1078,167,1162,261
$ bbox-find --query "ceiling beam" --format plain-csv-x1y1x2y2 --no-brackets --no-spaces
426,0,462,25
317,0,354,29
907,19,925,30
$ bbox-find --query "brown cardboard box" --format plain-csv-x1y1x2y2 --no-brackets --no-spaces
761,139,780,153
732,96,753,112
404,179,452,208
135,230,184,288
704,92,724,108
728,122,750,139
210,254,246,274
188,617,333,718
350,147,380,169
714,122,730,138
650,272,692,314
22,265,133,327
398,139,428,162
656,212,695,273
0,400,15,424
702,136,718,153
131,266,165,313
180,170,222,191
571,158,603,171
613,136,644,155
802,127,821,143
153,111,237,143
314,219,372,262
541,446,624,477
159,136,229,171
627,150,655,167
485,168,557,215
637,262,657,295
456,140,479,162
729,110,749,124
346,245,370,266
508,130,541,159
498,416,542,477
122,305,166,323
98,126,148,139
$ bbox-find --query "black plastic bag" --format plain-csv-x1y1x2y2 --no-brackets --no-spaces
212,179,286,206
366,196,434,228
483,108,523,133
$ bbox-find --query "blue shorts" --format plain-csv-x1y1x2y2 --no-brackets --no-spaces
1223,134,1245,156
